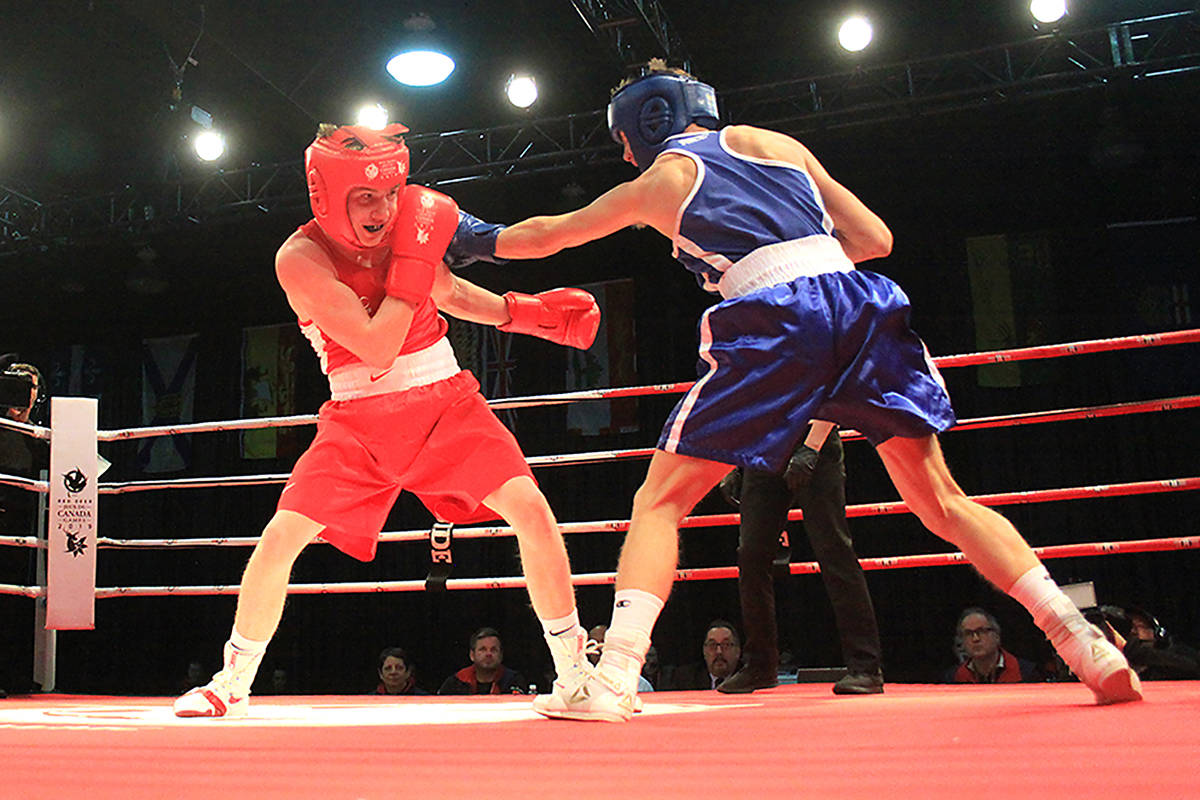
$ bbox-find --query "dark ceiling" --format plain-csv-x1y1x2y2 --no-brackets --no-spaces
3,0,1193,198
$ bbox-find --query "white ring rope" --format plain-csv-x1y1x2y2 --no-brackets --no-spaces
0,329,1195,600
7,392,1189,498
87,328,1200,441
5,536,1196,600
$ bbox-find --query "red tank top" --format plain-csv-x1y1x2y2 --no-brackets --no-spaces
296,220,448,373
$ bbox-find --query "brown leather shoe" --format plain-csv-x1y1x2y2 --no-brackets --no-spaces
832,670,884,695
717,666,779,694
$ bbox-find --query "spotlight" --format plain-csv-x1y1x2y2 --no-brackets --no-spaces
838,16,873,52
355,103,389,129
387,50,455,87
193,130,225,162
1030,0,1068,25
505,74,538,109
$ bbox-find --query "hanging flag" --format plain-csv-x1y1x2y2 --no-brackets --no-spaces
138,333,199,473
966,233,1057,388
567,278,637,436
481,327,518,430
241,323,302,460
48,344,107,400
446,317,483,382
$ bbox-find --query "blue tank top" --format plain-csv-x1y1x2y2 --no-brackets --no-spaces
661,128,836,292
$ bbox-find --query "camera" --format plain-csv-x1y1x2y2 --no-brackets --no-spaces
0,369,36,412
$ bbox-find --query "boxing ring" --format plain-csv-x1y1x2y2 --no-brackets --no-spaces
1,329,1198,799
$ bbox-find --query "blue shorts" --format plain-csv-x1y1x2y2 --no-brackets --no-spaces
658,270,956,473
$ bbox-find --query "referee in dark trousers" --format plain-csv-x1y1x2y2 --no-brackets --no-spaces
718,421,885,695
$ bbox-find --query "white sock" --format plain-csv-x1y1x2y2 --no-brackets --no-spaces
598,590,663,688
540,609,582,640
222,626,269,695
609,589,664,640
229,626,270,655
1008,565,1096,660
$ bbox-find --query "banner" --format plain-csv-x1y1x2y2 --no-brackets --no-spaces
138,333,199,473
446,317,483,382
567,278,638,436
966,233,1057,387
241,324,302,460
47,397,98,630
48,344,106,401
481,327,518,430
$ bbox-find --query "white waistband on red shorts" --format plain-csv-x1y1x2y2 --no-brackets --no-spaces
326,337,461,401
717,235,855,300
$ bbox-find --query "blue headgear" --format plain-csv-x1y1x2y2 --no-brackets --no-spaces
607,73,719,172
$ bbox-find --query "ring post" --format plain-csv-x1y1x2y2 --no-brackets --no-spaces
46,397,99,630
32,468,56,690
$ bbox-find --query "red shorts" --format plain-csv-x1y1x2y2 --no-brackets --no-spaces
277,370,533,561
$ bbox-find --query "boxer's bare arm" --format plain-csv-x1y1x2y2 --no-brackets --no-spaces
725,125,892,263
430,261,509,325
495,155,693,259
275,232,416,369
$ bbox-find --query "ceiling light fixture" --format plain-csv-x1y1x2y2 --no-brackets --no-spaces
505,74,538,109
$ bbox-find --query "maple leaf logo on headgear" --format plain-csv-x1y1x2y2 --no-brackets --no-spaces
364,163,379,180
62,468,88,494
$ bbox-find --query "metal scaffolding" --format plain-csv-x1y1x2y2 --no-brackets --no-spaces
569,0,693,71
2,10,1196,258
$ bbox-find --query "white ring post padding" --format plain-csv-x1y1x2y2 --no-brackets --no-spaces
46,397,99,629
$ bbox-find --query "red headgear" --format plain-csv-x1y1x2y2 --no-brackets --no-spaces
304,123,411,249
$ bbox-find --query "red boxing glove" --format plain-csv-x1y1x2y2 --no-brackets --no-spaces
385,185,459,303
498,288,600,350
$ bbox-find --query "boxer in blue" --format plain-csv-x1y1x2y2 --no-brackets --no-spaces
447,60,1142,720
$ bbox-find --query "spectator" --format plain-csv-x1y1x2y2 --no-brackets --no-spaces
269,668,290,694
944,608,1043,684
588,625,653,692
641,645,661,692
373,647,429,695
177,660,207,694
1094,606,1199,681
438,628,528,695
666,620,742,690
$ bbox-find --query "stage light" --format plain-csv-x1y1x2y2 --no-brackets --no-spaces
355,103,389,129
1030,0,1068,24
193,130,225,162
505,74,538,109
838,15,873,52
387,50,455,87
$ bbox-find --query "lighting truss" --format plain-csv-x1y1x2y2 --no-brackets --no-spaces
2,10,1196,257
568,0,692,72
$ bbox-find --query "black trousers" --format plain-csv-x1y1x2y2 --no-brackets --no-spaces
736,432,883,675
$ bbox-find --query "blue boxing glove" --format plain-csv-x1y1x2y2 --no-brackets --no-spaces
443,210,508,269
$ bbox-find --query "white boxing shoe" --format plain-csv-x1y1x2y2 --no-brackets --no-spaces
1073,635,1143,705
173,681,249,718
533,671,639,723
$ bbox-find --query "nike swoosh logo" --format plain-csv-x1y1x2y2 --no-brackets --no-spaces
369,368,394,382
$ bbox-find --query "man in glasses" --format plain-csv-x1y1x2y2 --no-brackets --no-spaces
666,620,743,690
945,608,1043,684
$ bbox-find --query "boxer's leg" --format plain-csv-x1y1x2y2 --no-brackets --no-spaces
876,434,1140,704
174,510,322,717
485,477,590,696
535,451,730,721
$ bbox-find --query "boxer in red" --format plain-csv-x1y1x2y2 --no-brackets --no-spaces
175,123,599,717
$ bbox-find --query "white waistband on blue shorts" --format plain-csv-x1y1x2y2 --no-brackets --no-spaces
717,235,855,300
326,337,461,401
